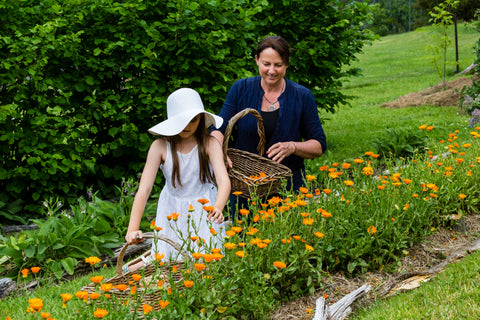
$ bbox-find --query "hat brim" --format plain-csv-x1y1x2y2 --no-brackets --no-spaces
148,110,223,136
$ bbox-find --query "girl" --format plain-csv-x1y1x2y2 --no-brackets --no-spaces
124,88,230,271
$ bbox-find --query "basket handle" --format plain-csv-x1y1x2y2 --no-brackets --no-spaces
115,232,189,275
222,108,266,162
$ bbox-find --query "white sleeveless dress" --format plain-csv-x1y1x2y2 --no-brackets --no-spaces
151,142,226,260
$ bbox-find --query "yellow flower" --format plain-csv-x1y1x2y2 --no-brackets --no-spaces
273,261,286,268
419,124,427,130
305,244,314,251
93,308,108,318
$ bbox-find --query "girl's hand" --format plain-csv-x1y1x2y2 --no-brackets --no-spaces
207,206,225,224
125,231,144,245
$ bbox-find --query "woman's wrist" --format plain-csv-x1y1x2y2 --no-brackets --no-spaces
292,141,297,155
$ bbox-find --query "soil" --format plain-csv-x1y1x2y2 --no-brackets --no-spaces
271,76,480,319
381,76,475,108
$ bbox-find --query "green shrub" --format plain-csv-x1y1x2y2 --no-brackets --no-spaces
372,127,429,160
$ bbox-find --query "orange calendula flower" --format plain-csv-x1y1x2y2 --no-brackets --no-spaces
115,284,128,291
273,261,286,269
90,276,104,284
93,308,108,318
143,304,153,315
232,191,243,196
154,253,165,261
306,174,316,181
404,203,410,210
203,206,214,212
362,166,374,176
198,198,209,204
61,293,73,302
305,244,314,251
459,194,467,199
28,298,43,312
225,230,236,237
194,263,206,272
314,231,324,238
40,312,50,319
21,268,29,278
224,243,237,250
239,209,249,216
419,124,427,130
299,187,308,194
344,180,354,186
85,256,101,266
184,280,194,288
403,178,412,184
246,227,259,235
131,274,142,282
377,185,385,190
235,251,245,258
323,188,332,194
150,220,156,229
341,163,351,169
231,226,242,233
89,292,101,300
31,267,41,274
353,158,364,164
367,226,377,234
192,252,203,259
188,204,195,212
303,217,314,225
130,286,137,295
100,283,113,292
159,300,170,309
172,266,178,273
75,291,89,300
426,125,434,131
210,228,217,235
166,212,181,221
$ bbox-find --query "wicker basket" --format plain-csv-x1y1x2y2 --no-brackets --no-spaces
82,232,188,312
223,108,292,199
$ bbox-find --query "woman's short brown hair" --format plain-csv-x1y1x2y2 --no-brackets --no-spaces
256,36,290,66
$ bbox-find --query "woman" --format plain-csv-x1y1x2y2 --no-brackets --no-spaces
211,35,327,213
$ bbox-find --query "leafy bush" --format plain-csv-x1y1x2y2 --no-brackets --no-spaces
372,127,429,159
0,179,155,279
0,0,375,218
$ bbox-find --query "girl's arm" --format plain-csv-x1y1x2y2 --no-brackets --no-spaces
207,136,231,224
125,138,166,244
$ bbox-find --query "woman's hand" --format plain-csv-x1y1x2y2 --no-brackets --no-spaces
125,230,144,245
266,141,296,163
207,206,225,224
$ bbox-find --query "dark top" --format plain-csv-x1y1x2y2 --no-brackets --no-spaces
217,76,327,191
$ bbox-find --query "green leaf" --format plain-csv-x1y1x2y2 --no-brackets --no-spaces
61,257,78,275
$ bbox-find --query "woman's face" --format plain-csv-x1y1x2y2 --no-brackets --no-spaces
255,47,288,87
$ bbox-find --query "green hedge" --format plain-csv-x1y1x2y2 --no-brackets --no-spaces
0,0,375,218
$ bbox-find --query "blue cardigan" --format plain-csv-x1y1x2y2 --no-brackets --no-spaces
217,76,327,190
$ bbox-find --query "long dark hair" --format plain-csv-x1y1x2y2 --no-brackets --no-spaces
167,114,214,188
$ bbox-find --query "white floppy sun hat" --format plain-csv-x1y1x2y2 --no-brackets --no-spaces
148,88,223,136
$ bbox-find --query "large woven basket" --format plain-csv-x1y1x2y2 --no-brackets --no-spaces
82,232,188,313
223,108,292,199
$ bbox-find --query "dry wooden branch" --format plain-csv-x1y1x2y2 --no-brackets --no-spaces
313,284,371,320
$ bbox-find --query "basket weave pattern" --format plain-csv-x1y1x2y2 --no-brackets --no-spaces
82,233,187,312
223,108,292,199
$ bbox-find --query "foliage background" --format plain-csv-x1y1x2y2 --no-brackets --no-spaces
0,0,375,218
